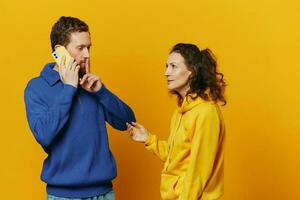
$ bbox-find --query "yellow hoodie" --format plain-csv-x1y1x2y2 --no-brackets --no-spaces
145,95,225,200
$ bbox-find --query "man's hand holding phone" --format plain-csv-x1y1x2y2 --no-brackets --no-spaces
58,56,80,88
52,46,80,88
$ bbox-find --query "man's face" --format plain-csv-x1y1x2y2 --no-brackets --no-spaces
66,31,91,75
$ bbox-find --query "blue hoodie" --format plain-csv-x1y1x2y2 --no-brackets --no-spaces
24,63,136,198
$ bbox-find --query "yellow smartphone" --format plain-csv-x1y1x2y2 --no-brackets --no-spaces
52,46,73,67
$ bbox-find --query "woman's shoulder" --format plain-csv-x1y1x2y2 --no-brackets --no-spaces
195,99,220,112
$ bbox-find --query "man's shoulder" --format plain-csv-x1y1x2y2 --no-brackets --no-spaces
25,75,47,94
26,63,56,88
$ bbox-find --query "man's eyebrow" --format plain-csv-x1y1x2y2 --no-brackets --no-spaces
76,44,92,47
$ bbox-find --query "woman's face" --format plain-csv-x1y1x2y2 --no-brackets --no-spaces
165,52,192,97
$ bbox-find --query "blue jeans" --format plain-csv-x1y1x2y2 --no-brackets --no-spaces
47,191,115,200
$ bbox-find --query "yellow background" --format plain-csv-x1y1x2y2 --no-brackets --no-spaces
1,0,300,199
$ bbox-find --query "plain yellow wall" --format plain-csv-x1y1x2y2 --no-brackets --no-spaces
1,0,300,199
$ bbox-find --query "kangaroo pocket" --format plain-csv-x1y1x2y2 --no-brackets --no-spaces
160,173,182,200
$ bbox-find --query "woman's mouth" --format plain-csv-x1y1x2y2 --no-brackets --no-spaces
167,80,174,84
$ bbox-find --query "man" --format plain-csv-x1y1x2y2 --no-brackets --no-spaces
24,16,135,200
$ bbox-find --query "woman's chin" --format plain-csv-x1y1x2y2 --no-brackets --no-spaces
167,87,176,93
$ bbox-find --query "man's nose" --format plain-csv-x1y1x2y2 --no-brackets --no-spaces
83,48,90,58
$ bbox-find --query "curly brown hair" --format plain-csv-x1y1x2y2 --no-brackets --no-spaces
50,16,89,51
170,43,227,106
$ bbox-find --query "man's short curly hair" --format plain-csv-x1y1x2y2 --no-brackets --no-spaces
50,16,89,51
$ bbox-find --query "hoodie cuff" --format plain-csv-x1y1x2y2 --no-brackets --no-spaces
145,133,155,147
56,84,77,104
94,84,109,99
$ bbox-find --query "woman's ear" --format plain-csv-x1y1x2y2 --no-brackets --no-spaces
188,68,196,80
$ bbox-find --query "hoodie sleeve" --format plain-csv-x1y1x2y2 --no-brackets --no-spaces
145,133,169,162
144,110,178,162
24,84,77,149
94,85,136,131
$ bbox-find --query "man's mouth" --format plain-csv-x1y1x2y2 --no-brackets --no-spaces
79,68,86,78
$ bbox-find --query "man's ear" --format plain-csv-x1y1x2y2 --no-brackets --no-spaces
54,44,62,50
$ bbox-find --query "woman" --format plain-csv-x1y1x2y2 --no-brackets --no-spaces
127,43,226,200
